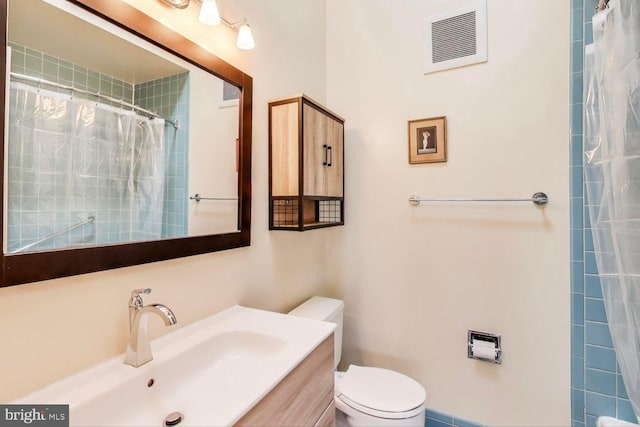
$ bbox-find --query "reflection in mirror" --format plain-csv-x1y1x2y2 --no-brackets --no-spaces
6,0,240,254
0,0,252,287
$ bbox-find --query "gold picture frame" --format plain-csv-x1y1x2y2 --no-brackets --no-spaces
408,116,447,164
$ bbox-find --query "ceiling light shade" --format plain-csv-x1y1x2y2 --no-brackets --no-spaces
198,0,221,26
236,23,255,50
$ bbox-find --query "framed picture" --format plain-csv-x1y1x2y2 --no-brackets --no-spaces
408,116,447,164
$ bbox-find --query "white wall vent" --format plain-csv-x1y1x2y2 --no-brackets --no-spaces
423,0,487,75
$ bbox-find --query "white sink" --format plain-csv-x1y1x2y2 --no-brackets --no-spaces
14,305,335,426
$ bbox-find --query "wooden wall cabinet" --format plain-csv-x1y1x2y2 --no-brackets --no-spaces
269,95,345,231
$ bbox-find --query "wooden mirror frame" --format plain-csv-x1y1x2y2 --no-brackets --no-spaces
0,0,252,287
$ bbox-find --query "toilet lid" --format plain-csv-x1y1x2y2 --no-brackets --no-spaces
336,365,426,415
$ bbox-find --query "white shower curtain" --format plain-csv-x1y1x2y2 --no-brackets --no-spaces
584,0,640,418
7,82,166,252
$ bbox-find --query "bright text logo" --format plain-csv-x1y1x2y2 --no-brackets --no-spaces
0,405,68,427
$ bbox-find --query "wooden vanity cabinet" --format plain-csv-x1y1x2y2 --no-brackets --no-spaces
234,335,335,427
269,95,345,231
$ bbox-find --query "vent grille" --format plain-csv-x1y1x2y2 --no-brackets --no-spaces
432,11,477,63
423,0,487,74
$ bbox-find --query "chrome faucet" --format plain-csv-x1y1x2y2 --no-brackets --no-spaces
124,288,177,367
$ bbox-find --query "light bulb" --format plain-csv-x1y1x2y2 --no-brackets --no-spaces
198,0,221,26
236,23,255,50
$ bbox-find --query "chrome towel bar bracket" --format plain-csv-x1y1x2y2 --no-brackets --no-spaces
408,192,549,207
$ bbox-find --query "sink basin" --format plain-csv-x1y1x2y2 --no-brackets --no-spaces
14,305,335,426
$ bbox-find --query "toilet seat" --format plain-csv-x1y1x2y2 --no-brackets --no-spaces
335,365,426,419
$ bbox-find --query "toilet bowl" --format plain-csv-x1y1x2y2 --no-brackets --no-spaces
289,297,426,427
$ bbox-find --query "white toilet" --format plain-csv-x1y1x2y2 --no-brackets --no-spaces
289,296,426,427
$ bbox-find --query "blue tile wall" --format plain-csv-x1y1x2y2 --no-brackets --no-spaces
585,345,617,372
585,322,614,350
7,43,190,250
135,73,189,238
586,369,617,395
9,43,134,103
570,2,636,426
7,43,137,251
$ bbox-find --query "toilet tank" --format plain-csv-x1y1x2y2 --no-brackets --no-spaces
288,296,343,369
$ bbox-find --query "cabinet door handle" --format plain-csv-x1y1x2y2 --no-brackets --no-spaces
323,144,328,166
327,146,332,167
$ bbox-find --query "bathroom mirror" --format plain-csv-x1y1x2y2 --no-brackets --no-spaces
0,0,253,287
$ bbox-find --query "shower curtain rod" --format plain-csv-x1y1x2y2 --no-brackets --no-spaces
10,72,180,129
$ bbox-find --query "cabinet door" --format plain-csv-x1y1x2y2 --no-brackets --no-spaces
325,117,343,198
271,102,300,197
303,103,327,197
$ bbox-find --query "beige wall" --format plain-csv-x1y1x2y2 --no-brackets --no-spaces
324,0,570,425
0,0,328,402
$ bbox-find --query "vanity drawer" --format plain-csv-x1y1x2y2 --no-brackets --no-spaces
235,334,334,426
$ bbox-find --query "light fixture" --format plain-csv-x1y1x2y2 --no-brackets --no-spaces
185,0,256,50
159,0,190,9
198,0,221,26
235,21,256,50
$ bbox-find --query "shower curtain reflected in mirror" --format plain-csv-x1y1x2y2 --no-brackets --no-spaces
584,0,640,419
7,82,166,253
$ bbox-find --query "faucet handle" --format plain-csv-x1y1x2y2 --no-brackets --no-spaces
129,288,152,308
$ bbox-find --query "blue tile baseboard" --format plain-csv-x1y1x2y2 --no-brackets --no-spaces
425,408,484,427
